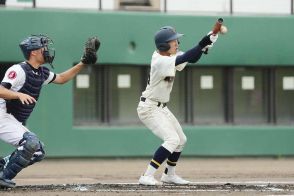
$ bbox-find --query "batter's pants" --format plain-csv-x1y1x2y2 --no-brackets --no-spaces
137,98,187,153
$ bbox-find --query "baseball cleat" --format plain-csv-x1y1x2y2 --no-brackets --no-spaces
139,175,162,186
161,173,190,185
0,174,15,188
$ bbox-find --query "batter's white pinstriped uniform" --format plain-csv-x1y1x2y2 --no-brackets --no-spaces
137,51,188,153
137,24,218,186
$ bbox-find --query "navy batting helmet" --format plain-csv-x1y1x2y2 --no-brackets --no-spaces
19,35,55,67
154,26,184,51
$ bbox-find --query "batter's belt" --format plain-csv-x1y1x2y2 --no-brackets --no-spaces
140,97,167,108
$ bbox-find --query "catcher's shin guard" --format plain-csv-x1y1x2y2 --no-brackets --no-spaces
2,132,43,180
28,142,45,166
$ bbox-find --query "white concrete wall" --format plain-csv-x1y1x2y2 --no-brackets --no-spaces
166,0,231,13
6,0,33,7
166,0,291,14
101,0,115,10
36,0,99,9
233,0,291,14
4,0,293,15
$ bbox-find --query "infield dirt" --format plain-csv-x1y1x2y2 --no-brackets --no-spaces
1,158,294,195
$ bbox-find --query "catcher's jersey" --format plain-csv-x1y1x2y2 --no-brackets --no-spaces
141,51,188,103
0,62,55,112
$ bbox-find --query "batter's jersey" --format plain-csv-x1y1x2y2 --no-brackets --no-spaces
0,62,55,123
141,51,188,103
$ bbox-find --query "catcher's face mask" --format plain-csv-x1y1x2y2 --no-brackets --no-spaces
40,36,55,68
19,34,55,68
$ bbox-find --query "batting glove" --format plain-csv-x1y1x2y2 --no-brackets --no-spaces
208,31,218,43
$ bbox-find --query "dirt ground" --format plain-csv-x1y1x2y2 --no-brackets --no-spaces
1,157,294,195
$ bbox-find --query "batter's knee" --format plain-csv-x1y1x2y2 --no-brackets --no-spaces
175,135,187,152
180,134,187,146
163,135,181,152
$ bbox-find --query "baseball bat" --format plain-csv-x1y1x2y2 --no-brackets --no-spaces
212,18,223,35
204,18,223,54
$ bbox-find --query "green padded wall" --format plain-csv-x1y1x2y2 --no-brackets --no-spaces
0,9,294,157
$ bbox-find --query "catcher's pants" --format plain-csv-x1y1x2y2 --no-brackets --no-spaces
0,109,28,146
137,98,187,153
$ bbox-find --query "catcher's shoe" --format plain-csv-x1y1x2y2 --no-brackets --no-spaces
161,173,190,185
0,172,15,188
139,175,162,186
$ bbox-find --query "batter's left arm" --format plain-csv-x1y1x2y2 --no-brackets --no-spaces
176,31,219,65
175,45,203,65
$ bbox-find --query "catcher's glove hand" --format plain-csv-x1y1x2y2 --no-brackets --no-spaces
81,37,100,64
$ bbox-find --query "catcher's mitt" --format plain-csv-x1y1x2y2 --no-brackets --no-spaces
81,37,100,64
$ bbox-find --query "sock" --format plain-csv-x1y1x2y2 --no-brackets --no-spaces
144,164,157,176
144,146,171,176
164,151,181,175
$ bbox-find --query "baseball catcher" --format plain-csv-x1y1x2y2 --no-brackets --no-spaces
0,35,100,188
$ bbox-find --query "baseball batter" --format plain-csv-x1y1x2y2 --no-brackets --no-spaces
137,26,218,185
0,35,100,188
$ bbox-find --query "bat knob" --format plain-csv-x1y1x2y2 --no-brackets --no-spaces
218,18,224,23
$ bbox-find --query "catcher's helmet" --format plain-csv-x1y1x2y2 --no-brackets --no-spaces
154,26,184,51
19,35,55,67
